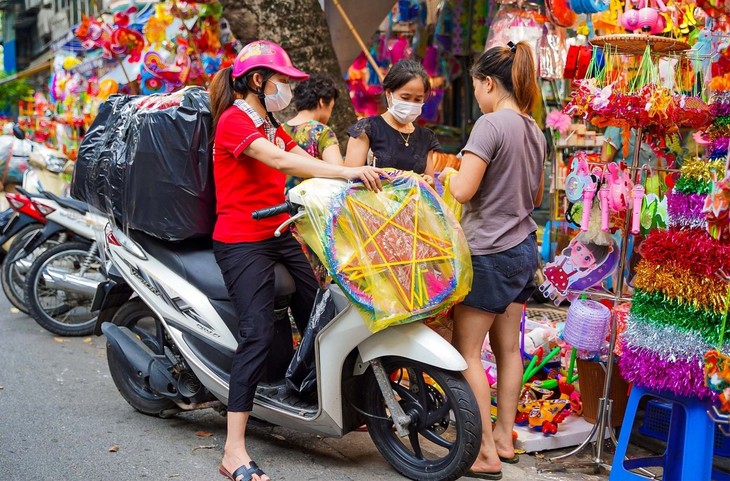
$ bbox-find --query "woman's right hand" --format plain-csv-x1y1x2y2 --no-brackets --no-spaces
345,165,386,191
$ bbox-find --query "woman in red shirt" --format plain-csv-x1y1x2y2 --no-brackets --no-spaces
209,40,384,481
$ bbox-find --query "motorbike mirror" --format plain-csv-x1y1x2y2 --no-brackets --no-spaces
12,125,25,140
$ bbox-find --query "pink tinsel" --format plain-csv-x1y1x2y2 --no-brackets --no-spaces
666,190,708,228
546,110,572,134
618,344,716,399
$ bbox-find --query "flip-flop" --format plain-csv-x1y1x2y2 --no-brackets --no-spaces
467,470,503,480
219,461,268,481
499,453,520,464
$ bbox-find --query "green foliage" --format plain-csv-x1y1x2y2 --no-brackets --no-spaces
0,73,33,113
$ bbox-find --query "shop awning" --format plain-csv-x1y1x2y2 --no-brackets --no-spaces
0,49,52,86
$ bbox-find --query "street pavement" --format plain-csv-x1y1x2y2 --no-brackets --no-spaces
0,295,606,481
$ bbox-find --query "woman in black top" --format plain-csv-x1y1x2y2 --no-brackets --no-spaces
345,60,440,182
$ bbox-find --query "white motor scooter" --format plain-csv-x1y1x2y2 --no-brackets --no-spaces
9,192,107,336
94,179,481,481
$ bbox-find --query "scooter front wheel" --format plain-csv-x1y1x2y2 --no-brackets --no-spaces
362,357,481,481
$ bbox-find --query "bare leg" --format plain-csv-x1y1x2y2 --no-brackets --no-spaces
489,302,524,459
452,303,501,474
221,412,270,481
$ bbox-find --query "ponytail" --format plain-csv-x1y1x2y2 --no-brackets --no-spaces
471,41,538,114
511,42,538,114
209,66,236,132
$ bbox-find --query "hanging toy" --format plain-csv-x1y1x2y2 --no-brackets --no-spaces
539,233,620,304
639,193,668,235
581,178,597,232
565,153,592,203
631,184,645,234
703,175,730,242
599,185,610,231
621,0,666,34
605,162,633,213
621,0,640,31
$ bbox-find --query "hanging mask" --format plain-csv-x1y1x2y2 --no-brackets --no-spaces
565,154,592,203
264,81,293,112
388,93,423,124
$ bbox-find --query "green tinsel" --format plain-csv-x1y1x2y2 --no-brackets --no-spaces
711,116,730,128
631,289,728,345
674,177,713,194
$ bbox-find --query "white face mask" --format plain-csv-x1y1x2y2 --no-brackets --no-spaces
388,93,423,124
264,81,292,112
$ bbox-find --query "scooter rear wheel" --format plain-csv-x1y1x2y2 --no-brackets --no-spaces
362,357,481,481
25,241,102,336
107,298,178,417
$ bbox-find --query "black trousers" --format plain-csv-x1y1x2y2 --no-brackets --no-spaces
213,232,318,412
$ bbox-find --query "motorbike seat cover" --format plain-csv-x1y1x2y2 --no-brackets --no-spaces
44,192,90,214
128,230,296,300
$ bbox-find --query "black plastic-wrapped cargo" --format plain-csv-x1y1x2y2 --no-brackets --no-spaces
72,87,215,241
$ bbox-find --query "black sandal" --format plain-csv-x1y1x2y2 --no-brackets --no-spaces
219,461,268,481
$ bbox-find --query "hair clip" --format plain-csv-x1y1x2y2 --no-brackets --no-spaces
507,41,517,52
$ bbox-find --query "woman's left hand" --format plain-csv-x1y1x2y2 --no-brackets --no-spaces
346,165,387,191
422,174,434,187
437,167,457,184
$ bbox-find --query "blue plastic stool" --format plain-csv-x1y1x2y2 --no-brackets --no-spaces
610,385,714,481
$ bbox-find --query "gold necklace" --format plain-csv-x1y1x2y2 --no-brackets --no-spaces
383,114,413,147
398,130,412,147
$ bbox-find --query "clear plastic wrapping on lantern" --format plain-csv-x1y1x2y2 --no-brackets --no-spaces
291,171,473,332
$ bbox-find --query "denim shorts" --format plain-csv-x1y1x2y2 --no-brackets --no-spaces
462,233,539,314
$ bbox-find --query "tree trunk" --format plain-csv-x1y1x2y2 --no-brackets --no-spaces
219,0,357,147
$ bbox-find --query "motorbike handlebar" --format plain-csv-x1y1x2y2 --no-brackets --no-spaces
252,201,295,220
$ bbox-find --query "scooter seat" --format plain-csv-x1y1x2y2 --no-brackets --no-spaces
44,192,90,215
128,231,296,301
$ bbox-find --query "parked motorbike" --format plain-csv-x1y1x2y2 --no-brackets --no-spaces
93,180,481,481
9,124,72,198
0,126,70,251
12,191,107,336
0,187,60,313
0,126,72,308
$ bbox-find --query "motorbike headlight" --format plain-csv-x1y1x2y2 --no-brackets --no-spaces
45,156,67,173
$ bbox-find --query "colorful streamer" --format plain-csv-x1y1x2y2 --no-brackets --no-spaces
633,261,730,312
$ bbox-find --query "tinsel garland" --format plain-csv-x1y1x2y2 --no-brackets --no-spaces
708,116,730,129
631,290,728,344
710,137,730,160
639,228,730,278
665,190,708,228
712,95,730,117
618,343,716,399
633,261,729,312
623,317,721,360
674,158,726,194
673,177,713,194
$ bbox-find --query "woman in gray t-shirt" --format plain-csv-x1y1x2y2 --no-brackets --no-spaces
441,41,545,479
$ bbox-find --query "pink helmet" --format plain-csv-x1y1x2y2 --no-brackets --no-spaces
232,40,309,80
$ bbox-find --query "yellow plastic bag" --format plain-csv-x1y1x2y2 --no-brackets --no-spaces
293,170,472,332
439,167,463,221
